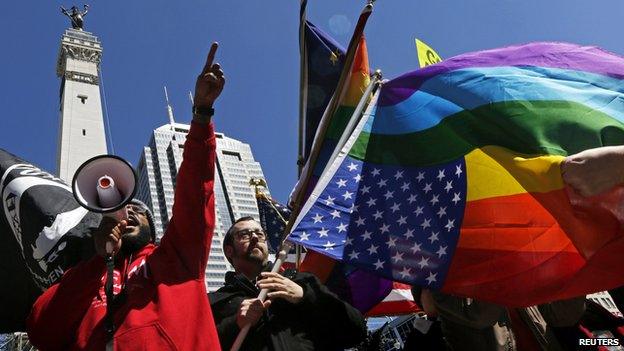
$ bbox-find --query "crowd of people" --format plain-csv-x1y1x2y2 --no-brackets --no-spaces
23,43,624,351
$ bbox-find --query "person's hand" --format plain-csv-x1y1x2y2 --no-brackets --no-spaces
236,298,271,328
93,216,125,257
561,145,624,197
257,272,304,304
193,42,225,115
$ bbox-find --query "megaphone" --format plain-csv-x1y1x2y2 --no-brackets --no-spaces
72,155,138,220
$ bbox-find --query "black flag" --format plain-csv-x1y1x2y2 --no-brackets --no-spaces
0,149,100,331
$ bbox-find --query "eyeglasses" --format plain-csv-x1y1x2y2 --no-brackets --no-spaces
233,228,266,242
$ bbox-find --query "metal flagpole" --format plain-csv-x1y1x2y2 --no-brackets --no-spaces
298,0,308,176
229,72,383,351
295,0,309,270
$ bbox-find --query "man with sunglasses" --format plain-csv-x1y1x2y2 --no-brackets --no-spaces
27,43,224,350
209,216,367,351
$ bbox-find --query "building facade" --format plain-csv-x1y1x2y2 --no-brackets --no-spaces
55,28,108,182
136,121,268,291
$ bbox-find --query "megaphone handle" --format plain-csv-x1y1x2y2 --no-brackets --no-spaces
104,252,115,343
105,242,114,256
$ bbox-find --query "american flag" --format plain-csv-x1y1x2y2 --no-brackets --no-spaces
257,193,292,253
287,155,467,289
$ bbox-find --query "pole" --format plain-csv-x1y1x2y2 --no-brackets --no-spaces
298,0,308,176
295,0,309,269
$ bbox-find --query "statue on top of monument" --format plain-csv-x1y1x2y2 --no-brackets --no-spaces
60,5,89,31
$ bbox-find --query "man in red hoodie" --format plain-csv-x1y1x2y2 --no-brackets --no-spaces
27,42,225,351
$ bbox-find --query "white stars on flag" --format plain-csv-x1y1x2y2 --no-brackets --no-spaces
436,169,445,181
336,223,348,233
399,267,412,279
426,272,438,285
318,228,329,238
367,244,379,255
313,213,324,223
452,193,462,205
325,196,335,206
288,156,467,290
428,231,439,243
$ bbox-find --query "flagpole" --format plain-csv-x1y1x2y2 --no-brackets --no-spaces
298,0,308,176
296,0,308,269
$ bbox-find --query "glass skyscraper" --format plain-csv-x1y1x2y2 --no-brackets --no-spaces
136,122,268,291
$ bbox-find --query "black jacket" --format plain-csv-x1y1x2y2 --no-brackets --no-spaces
208,266,367,351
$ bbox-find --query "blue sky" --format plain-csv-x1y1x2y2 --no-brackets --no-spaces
2,1,624,203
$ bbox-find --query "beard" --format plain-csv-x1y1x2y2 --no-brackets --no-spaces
120,223,152,256
235,243,268,264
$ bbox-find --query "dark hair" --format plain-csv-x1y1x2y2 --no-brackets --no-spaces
223,216,257,264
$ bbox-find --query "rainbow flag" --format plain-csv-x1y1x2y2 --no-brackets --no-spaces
287,42,624,307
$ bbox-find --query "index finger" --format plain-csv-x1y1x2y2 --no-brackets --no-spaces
260,272,282,278
201,42,219,75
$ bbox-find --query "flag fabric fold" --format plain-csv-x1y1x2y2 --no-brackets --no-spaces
365,282,421,317
300,20,347,163
256,191,292,253
287,42,624,307
0,149,99,331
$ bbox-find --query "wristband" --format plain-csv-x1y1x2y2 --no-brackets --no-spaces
192,105,214,117
192,105,214,123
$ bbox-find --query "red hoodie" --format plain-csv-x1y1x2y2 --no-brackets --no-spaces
27,121,222,351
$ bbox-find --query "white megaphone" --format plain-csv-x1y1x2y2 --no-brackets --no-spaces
72,155,138,221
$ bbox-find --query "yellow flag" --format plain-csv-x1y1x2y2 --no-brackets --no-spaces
415,38,442,68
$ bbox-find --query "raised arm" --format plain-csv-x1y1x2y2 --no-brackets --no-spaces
157,43,225,278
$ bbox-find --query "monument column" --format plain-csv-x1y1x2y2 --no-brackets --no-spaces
55,18,107,182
